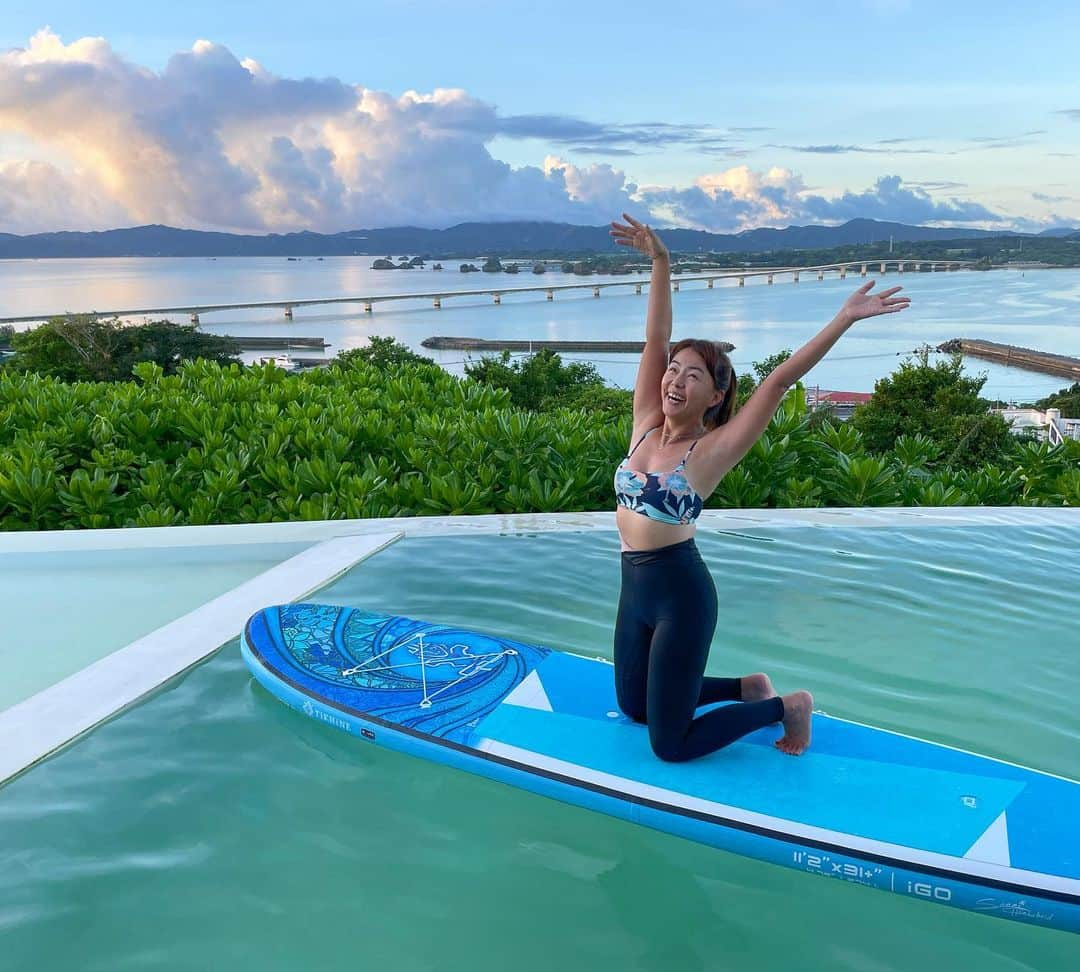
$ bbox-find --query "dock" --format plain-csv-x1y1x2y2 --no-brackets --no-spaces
228,336,328,351
422,337,735,353
940,339,1080,382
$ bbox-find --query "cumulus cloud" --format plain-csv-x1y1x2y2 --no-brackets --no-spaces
0,29,354,230
636,166,807,231
635,168,1005,232
0,159,127,234
0,28,1017,234
542,156,637,216
801,175,1003,225
0,29,640,232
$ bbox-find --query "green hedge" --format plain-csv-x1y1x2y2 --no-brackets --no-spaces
1,357,1078,531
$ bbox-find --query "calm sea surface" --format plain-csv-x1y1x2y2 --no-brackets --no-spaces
2,257,1079,400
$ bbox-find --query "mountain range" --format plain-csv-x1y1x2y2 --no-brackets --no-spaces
0,218,1076,259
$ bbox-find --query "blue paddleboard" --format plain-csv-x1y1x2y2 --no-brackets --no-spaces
242,603,1080,934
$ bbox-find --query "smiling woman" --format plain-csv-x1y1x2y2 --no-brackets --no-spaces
607,212,910,765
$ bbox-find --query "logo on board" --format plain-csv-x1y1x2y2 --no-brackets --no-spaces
299,697,350,732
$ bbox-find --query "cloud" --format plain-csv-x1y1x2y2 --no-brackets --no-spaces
480,114,736,154
0,29,1022,235
1007,213,1080,234
1,30,656,231
1054,109,1080,120
637,166,807,232
908,180,967,191
542,156,638,216
964,130,1044,149
0,29,354,230
774,132,1043,156
800,175,1003,224
637,169,1004,232
0,159,127,234
771,143,932,155
0,29,728,232
1032,191,1074,204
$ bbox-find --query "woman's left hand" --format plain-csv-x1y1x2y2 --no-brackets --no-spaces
840,281,911,323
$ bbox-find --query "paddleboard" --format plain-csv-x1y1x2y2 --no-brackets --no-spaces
242,603,1080,934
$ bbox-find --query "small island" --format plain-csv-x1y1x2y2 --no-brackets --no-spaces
371,256,426,270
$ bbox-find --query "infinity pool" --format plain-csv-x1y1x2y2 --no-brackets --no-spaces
0,541,311,711
1,523,1077,970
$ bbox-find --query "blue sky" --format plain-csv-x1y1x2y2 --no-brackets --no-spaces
2,1,1078,234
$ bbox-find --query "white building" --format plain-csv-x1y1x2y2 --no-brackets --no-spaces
993,407,1080,445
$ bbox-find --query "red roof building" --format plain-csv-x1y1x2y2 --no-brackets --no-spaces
805,389,873,421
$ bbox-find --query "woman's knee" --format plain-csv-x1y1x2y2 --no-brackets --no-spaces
648,724,689,763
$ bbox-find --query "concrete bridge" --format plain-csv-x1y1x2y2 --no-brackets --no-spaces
0,260,975,326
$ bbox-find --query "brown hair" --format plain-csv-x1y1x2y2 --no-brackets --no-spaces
669,338,737,429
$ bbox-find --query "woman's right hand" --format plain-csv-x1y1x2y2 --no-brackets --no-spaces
610,213,669,262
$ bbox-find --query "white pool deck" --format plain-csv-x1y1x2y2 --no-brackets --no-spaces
1,506,1077,788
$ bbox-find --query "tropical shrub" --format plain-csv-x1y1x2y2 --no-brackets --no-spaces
1,345,1078,531
850,348,1012,469
464,348,630,414
7,316,240,382
1032,381,1080,417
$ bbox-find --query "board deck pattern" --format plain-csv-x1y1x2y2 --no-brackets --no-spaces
243,604,1080,935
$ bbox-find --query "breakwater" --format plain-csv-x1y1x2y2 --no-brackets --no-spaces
941,339,1080,381
228,336,328,350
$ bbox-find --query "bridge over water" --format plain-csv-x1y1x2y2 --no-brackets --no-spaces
0,260,974,326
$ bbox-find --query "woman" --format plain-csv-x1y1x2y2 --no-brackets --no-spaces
610,213,910,762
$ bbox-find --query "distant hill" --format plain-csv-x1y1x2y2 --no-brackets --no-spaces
0,218,1025,259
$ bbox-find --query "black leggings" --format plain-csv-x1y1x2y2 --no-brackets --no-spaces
614,538,784,762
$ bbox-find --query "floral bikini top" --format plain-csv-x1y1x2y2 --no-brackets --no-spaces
614,427,704,526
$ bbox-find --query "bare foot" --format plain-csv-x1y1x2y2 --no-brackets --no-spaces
740,672,777,702
775,691,813,755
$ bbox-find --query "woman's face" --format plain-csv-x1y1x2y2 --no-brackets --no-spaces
660,349,723,422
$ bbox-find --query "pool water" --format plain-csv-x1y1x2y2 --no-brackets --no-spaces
0,526,1077,970
0,541,312,711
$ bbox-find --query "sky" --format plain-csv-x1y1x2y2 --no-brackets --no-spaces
1,0,1079,235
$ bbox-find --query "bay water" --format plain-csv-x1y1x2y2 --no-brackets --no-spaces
2,257,1078,401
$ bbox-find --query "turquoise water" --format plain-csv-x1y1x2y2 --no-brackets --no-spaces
2,257,1078,400
1,526,1078,969
0,541,311,711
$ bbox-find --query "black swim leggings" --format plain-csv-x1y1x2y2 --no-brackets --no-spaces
614,538,785,762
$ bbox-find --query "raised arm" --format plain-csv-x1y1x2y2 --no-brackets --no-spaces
706,281,911,472
610,214,671,426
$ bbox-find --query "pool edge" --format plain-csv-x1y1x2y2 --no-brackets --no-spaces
0,531,401,788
